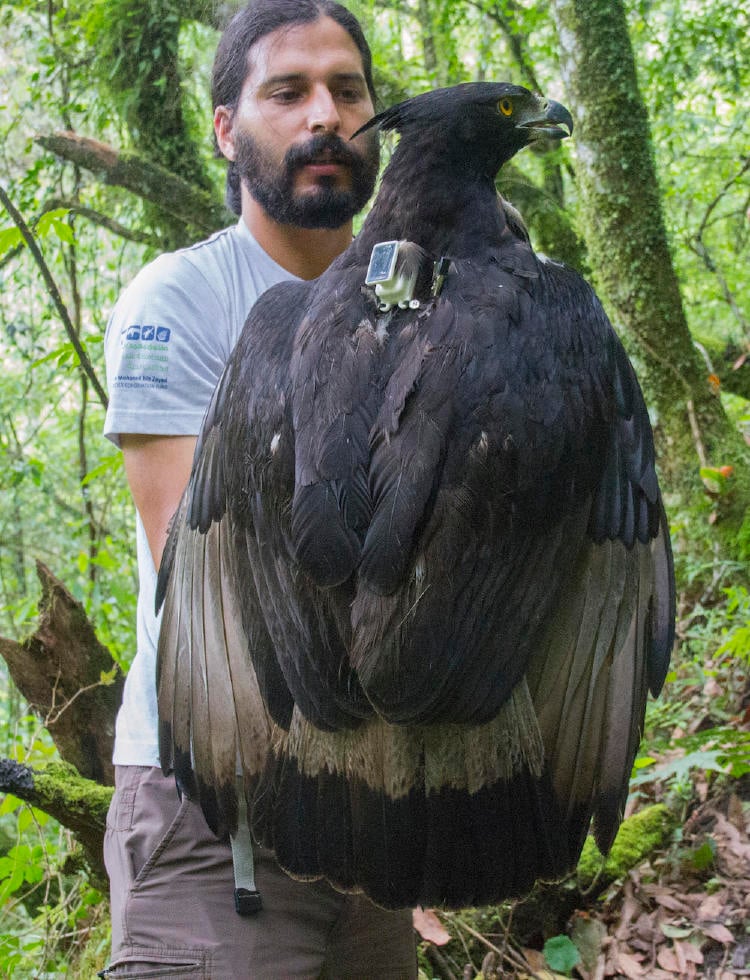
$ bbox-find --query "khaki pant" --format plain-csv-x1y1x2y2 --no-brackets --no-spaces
103,766,417,979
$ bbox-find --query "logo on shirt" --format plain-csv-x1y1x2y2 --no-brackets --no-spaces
114,324,171,389
123,325,171,343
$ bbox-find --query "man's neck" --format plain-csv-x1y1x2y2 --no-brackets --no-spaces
242,195,353,281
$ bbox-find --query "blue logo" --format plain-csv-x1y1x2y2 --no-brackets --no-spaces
126,325,141,340
156,327,171,343
141,325,156,341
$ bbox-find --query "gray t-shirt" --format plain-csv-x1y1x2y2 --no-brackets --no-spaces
104,219,298,766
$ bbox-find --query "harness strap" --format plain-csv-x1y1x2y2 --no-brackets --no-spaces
230,790,263,915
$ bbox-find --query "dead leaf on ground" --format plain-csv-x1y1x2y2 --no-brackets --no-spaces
615,950,646,978
697,893,726,920
412,906,451,945
699,921,736,945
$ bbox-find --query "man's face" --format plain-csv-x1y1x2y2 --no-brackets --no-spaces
216,16,379,229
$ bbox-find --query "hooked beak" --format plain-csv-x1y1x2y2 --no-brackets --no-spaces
519,98,574,141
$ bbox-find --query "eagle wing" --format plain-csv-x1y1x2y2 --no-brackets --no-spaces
157,277,373,837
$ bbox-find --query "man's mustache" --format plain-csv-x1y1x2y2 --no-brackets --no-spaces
284,134,363,173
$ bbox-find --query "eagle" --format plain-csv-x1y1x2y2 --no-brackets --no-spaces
156,82,675,910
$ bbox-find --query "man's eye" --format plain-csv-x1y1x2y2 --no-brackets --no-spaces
272,89,301,103
336,88,364,103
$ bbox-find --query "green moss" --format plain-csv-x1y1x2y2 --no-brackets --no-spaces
32,761,113,829
577,804,674,888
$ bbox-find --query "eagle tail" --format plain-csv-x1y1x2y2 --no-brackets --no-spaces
251,681,575,909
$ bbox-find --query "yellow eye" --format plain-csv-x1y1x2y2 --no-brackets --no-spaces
498,98,513,117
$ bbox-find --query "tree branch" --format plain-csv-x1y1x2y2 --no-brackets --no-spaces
464,0,543,92
0,184,110,409
45,197,160,246
35,131,232,237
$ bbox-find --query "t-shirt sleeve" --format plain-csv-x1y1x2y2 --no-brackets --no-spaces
103,252,231,446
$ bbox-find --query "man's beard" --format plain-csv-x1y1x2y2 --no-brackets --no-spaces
233,129,379,229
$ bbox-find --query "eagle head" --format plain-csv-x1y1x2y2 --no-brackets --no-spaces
355,83,573,176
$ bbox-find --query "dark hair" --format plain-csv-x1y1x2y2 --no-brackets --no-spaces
212,0,377,214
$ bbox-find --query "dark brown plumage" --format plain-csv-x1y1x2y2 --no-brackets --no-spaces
156,82,675,909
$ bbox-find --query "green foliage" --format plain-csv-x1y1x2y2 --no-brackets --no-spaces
717,585,750,661
82,0,211,187
543,934,581,975
628,0,750,348
0,785,107,977
635,727,750,787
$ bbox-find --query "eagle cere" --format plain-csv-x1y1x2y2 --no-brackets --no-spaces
156,82,675,910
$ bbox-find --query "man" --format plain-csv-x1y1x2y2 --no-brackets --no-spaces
102,2,417,976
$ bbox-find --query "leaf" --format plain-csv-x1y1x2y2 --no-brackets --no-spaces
32,342,75,368
99,666,119,686
0,795,22,817
543,935,581,975
570,914,607,972
699,466,731,493
412,907,451,945
615,951,646,978
0,225,23,253
81,454,122,486
17,807,34,833
51,217,75,244
698,921,735,944
660,922,694,938
690,839,717,870
35,207,71,237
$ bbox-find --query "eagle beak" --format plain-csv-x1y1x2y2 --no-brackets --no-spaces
520,98,574,141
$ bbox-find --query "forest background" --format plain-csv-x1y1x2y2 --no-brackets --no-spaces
0,0,748,977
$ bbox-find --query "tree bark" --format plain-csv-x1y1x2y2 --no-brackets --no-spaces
35,132,233,245
0,562,123,786
548,0,750,528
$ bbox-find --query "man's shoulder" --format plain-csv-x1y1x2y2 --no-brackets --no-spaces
179,222,247,262
137,224,245,285
111,225,253,324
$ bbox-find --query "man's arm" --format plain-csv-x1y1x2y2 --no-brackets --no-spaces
120,433,196,570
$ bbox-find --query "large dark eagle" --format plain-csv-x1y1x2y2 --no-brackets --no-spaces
156,82,675,910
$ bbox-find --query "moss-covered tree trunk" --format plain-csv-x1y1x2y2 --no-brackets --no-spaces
549,0,750,529
87,0,221,249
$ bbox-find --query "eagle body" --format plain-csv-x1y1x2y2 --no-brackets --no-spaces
157,83,674,909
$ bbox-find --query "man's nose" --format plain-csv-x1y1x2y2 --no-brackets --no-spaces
307,86,341,134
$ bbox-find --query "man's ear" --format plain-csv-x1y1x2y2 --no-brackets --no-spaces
214,106,236,160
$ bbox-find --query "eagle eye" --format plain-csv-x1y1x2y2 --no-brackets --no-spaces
498,98,513,117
